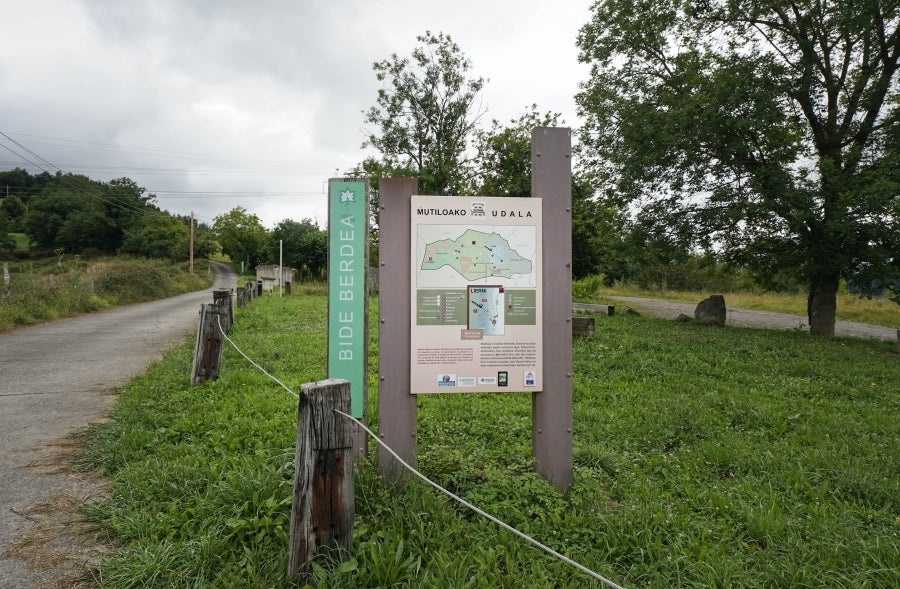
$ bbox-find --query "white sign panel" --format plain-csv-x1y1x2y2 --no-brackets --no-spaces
410,196,542,393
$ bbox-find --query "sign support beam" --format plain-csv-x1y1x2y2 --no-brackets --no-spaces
377,178,419,480
531,127,573,490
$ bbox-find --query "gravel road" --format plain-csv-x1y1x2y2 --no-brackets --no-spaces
0,262,236,588
608,295,898,342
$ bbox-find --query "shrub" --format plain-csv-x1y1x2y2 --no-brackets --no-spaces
94,258,174,304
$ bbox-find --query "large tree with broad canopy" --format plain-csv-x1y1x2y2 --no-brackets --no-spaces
577,0,900,335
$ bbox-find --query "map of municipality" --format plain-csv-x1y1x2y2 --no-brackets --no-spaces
419,228,534,284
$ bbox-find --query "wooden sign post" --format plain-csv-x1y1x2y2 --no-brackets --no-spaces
376,128,573,491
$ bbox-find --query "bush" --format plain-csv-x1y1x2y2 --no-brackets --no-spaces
94,258,175,304
0,256,212,332
572,274,605,301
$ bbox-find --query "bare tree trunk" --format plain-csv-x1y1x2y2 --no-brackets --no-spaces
807,273,839,337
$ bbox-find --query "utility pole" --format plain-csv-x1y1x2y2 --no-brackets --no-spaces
189,212,195,275
279,239,283,298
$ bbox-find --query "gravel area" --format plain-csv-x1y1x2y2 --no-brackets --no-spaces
604,295,898,342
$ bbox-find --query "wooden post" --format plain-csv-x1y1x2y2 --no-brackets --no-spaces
572,316,595,338
288,379,354,577
191,304,225,385
189,212,194,275
2,262,9,297
377,178,418,480
213,289,233,330
531,127,574,490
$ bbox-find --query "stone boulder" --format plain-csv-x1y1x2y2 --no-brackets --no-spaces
694,295,726,326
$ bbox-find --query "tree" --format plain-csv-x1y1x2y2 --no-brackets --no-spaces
0,210,14,251
266,218,327,279
212,207,268,271
470,105,628,279
472,106,562,197
121,215,190,260
363,31,486,196
0,195,26,231
21,174,155,253
571,177,628,281
577,0,900,336
24,188,116,251
0,167,53,204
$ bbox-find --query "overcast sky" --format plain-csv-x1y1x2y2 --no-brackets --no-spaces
1,0,592,228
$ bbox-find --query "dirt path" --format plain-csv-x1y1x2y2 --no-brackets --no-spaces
606,295,898,341
0,263,236,588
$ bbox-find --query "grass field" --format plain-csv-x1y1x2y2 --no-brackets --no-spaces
81,294,899,588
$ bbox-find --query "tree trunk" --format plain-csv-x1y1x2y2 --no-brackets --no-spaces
807,273,839,337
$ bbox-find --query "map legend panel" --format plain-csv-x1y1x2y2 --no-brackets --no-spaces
415,289,467,325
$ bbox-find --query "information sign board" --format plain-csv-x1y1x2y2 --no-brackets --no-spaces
328,179,368,417
410,195,542,393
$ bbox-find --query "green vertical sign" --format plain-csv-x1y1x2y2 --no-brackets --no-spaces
328,179,368,418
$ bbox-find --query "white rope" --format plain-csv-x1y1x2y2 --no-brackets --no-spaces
215,313,626,589
217,315,299,399
335,409,628,589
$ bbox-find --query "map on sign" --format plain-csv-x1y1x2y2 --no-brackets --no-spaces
416,226,536,288
468,286,504,336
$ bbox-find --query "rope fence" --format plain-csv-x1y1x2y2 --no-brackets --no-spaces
217,311,628,589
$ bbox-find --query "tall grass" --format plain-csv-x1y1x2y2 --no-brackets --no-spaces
81,294,899,588
0,256,212,332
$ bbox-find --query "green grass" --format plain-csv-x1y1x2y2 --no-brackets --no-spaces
81,294,899,588
11,232,29,249
0,256,213,332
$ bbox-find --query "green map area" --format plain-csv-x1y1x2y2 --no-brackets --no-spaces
421,229,532,281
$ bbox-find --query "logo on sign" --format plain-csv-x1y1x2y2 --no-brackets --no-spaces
437,374,457,386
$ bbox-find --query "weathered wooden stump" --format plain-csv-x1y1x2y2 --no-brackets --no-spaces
190,303,225,385
288,379,354,578
213,289,233,330
572,316,595,338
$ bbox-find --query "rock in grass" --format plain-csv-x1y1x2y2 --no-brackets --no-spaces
695,295,726,326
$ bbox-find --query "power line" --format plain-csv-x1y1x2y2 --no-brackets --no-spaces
1,131,300,168
0,143,47,173
0,129,169,219
0,161,313,177
0,131,55,169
